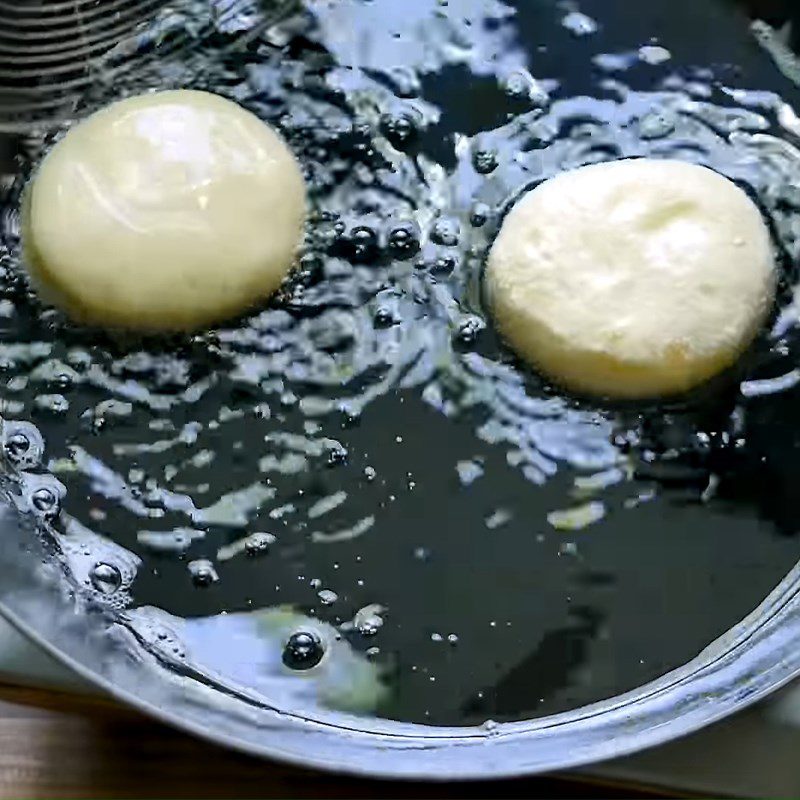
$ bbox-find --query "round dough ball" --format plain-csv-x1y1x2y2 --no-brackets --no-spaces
486,159,776,398
25,89,306,332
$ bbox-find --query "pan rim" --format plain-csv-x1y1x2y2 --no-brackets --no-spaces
2,514,800,781
2,0,800,778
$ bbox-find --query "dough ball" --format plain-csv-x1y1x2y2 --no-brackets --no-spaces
486,159,776,398
25,89,306,332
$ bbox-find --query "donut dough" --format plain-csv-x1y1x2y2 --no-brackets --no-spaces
486,159,776,398
25,90,306,332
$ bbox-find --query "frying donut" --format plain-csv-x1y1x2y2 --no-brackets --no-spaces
486,159,776,398
25,90,306,332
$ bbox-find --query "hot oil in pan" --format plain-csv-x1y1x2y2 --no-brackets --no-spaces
3,0,800,725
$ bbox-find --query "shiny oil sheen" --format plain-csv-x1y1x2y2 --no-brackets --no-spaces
1,0,800,727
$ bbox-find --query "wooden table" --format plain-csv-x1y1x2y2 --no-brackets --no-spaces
0,683,675,799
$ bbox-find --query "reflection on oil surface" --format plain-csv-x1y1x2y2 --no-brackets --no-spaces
3,0,800,725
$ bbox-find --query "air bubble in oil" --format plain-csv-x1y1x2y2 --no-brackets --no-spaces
297,252,324,283
347,225,379,263
3,423,43,468
354,604,385,636
4,432,30,461
31,487,59,516
318,588,338,605
188,559,219,587
469,203,490,227
282,630,325,670
472,148,498,174
90,562,123,595
327,446,349,467
387,224,420,259
380,111,417,148
432,254,456,275
373,305,398,327
455,316,486,345
430,218,460,247
245,532,276,556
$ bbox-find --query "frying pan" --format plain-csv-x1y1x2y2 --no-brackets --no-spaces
2,0,800,780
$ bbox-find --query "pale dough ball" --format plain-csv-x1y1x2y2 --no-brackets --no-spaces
25,89,306,332
486,159,776,398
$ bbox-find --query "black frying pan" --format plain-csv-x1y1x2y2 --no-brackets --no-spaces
2,0,800,778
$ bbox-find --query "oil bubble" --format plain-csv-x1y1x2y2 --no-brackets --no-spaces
4,432,30,461
90,562,123,595
31,487,59,516
455,315,486,345
282,630,325,670
354,603,385,636
188,559,219,587
245,532,276,556
327,446,349,467
387,223,420,259
469,202,491,227
3,422,43,469
432,253,457,275
430,218,460,247
347,225,380,263
318,588,338,605
374,305,398,327
472,148,498,174
380,111,417,149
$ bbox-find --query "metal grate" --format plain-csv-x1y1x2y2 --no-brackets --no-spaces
0,0,297,131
